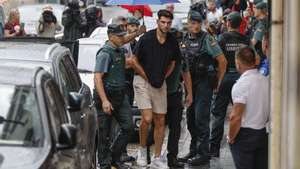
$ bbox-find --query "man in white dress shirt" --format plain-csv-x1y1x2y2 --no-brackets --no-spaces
227,46,269,169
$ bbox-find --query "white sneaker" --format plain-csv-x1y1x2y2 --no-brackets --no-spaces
136,148,147,167
150,156,169,169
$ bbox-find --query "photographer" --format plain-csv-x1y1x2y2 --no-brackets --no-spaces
62,0,84,40
83,5,101,37
38,5,62,38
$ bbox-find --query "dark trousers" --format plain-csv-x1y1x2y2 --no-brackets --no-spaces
94,90,134,168
210,72,240,157
166,91,183,160
187,78,213,157
230,128,268,169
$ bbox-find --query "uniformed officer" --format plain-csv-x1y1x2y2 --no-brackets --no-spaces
251,2,268,60
166,29,193,168
120,17,141,163
93,24,134,169
210,12,250,158
178,11,227,166
124,17,140,105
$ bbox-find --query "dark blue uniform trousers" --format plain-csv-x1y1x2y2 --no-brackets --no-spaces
187,78,213,157
210,72,240,157
94,90,134,169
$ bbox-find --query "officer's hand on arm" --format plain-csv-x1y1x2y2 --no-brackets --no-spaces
94,72,113,115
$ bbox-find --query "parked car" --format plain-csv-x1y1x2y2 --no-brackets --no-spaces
0,38,97,169
0,65,81,169
18,4,64,35
77,35,141,141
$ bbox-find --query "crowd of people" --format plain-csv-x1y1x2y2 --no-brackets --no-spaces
0,0,106,39
93,0,270,169
0,0,270,169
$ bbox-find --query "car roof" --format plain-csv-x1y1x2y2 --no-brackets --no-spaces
0,38,69,63
0,59,52,72
0,65,41,86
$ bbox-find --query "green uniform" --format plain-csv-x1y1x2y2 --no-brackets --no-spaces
94,41,133,168
166,57,189,94
253,18,268,42
94,42,126,90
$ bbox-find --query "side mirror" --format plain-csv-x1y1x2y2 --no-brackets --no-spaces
68,92,84,112
57,124,77,150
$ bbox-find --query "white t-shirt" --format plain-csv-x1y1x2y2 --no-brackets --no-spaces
207,8,223,23
232,69,270,130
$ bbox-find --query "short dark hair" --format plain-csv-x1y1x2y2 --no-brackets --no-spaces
157,9,173,20
228,19,241,29
235,46,256,66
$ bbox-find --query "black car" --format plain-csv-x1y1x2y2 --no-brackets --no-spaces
0,38,97,169
0,65,82,169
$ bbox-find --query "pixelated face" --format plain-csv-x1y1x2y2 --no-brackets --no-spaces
187,20,201,34
127,24,139,34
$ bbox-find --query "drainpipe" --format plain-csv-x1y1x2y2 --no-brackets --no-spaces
280,0,300,168
271,0,300,168
269,0,284,168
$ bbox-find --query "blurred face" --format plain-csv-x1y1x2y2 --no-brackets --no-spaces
119,20,127,31
166,4,174,13
133,10,143,20
246,6,254,16
187,20,201,34
127,24,139,34
254,7,262,17
157,16,172,34
207,2,216,11
109,34,125,47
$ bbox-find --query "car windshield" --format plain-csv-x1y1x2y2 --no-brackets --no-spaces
0,84,44,147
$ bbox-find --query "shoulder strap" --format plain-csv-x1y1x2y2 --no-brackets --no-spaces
197,31,208,50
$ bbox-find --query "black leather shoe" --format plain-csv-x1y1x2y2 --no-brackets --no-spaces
112,161,132,169
178,152,196,163
187,155,210,166
168,157,185,168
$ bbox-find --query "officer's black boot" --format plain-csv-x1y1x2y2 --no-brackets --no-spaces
177,151,197,163
187,154,210,166
168,157,185,168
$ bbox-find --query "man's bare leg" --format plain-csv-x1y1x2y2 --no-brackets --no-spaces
153,113,166,157
140,109,153,147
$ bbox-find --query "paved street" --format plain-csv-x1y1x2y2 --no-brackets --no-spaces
125,110,235,169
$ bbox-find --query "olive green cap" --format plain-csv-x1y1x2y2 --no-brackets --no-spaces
127,17,140,26
227,12,242,25
256,2,268,10
188,10,202,22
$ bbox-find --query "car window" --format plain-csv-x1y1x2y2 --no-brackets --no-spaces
58,58,78,97
64,55,82,90
0,85,44,147
43,79,68,141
